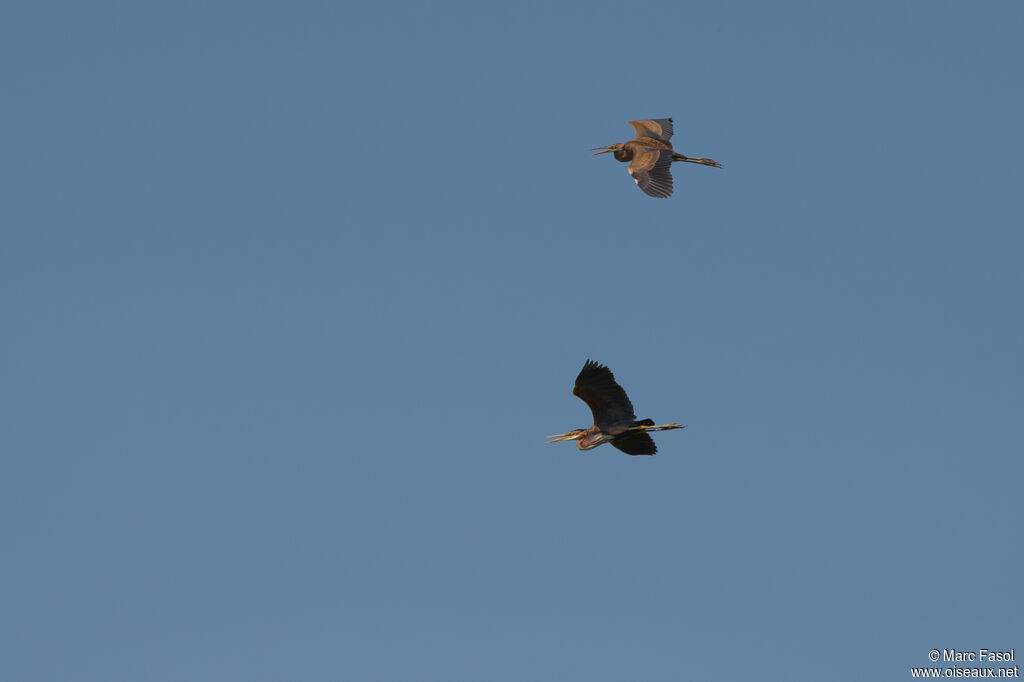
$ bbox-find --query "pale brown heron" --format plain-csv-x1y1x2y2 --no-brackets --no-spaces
547,360,685,456
592,118,721,198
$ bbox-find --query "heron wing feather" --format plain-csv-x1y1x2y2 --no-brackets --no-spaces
611,431,657,456
629,149,674,198
572,360,638,431
628,118,674,143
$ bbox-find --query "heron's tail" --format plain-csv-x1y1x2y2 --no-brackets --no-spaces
672,153,722,168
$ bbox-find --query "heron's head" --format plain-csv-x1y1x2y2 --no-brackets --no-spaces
591,143,624,156
591,143,632,163
546,429,586,444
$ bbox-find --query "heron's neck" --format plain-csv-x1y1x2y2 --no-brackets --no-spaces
577,428,611,450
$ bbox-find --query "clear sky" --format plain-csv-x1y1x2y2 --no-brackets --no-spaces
2,2,1022,681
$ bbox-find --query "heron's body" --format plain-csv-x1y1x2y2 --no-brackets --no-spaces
569,418,660,454
547,360,685,456
592,118,721,198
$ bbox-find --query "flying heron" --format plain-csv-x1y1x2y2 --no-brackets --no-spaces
592,118,721,198
547,360,685,456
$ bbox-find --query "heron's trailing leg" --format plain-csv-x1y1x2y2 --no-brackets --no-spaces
631,422,686,433
672,154,722,168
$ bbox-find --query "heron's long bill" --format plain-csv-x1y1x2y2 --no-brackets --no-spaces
591,146,617,156
546,430,584,444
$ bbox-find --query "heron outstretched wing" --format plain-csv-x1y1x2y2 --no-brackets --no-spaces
629,149,674,198
628,118,674,143
611,430,657,456
573,360,638,431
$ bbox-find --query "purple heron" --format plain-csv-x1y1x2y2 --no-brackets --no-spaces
547,360,685,456
592,118,721,198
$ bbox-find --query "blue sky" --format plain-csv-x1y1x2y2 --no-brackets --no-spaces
2,2,1022,680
